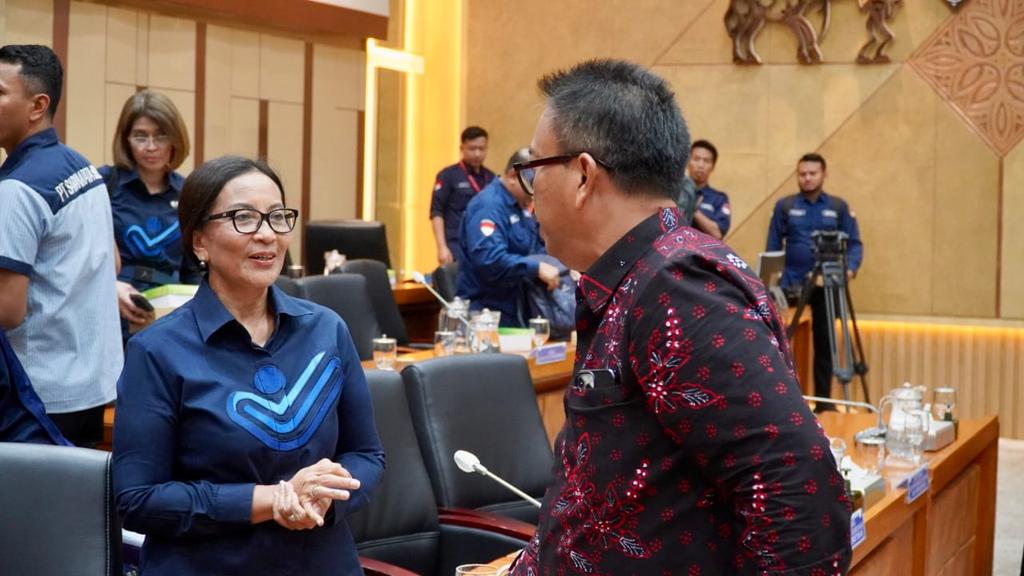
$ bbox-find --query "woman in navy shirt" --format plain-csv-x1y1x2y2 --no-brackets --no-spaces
113,156,385,575
103,90,199,330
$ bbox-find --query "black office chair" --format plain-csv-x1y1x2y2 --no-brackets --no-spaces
431,262,458,303
351,370,533,576
273,275,306,299
402,354,554,525
304,220,391,276
339,259,428,348
297,274,379,361
0,442,121,576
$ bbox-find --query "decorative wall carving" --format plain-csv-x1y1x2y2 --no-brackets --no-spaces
910,0,1024,155
857,0,903,63
725,0,833,64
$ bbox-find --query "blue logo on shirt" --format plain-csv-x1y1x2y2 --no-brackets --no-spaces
227,351,343,451
123,218,181,257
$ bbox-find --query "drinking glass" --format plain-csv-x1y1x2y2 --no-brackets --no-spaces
434,330,456,357
828,437,847,469
529,317,550,349
904,410,929,465
853,431,886,474
372,336,397,370
932,387,957,423
455,565,499,576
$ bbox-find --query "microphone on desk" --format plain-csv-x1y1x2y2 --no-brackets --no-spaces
454,450,542,508
410,271,454,310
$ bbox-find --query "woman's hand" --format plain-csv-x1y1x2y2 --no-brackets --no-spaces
272,481,329,530
288,458,361,526
116,280,154,325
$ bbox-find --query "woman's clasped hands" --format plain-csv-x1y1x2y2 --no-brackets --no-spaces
272,459,361,530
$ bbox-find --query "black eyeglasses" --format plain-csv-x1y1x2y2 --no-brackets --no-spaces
204,208,299,234
512,153,613,197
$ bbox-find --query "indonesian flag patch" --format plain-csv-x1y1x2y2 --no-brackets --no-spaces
479,219,496,237
722,203,732,216
433,179,442,192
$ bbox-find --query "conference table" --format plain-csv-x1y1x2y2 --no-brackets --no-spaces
474,412,998,576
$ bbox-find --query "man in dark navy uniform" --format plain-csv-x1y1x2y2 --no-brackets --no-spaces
457,148,559,326
430,126,496,265
767,152,863,407
688,139,732,239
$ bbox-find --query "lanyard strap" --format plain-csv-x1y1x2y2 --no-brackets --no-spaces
459,161,483,194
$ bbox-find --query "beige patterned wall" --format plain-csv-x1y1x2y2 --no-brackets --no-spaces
2,0,366,267
467,0,1023,321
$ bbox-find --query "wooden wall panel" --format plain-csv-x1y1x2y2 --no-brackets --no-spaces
227,97,260,159
847,319,1024,439
259,35,304,104
103,83,136,165
147,13,194,91
267,101,305,264
4,0,54,45
160,87,195,174
66,1,106,166
105,6,138,86
1002,143,1024,319
310,107,359,221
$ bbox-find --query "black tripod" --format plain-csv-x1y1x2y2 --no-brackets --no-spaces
787,233,870,403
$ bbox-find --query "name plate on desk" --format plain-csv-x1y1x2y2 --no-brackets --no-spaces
899,464,931,504
850,508,866,549
534,343,567,365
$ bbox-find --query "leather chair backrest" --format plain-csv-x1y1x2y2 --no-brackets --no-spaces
349,369,441,576
431,262,458,303
273,276,306,299
339,259,409,346
297,274,380,360
402,354,553,524
0,442,121,576
304,220,391,276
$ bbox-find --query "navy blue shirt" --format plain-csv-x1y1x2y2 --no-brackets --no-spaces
429,162,495,253
113,280,385,575
101,166,197,290
766,191,864,287
0,328,69,445
456,178,544,326
696,185,732,236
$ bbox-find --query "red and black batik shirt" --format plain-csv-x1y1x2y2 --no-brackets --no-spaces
513,207,851,576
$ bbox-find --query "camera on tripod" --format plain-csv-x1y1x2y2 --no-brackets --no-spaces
811,230,848,265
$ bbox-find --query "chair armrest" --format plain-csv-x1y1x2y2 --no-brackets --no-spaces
359,556,420,576
439,507,536,541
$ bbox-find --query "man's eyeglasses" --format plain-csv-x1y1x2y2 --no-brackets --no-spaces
512,153,613,197
204,208,299,235
129,134,172,148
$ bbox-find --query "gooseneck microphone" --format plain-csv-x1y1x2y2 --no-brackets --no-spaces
410,271,472,329
453,450,541,508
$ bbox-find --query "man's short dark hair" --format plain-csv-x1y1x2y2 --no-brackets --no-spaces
692,139,718,165
799,152,826,170
0,45,63,118
461,126,488,142
538,59,690,200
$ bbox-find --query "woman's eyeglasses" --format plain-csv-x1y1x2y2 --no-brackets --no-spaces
204,208,299,235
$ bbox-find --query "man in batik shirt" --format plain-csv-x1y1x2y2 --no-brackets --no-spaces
509,59,851,575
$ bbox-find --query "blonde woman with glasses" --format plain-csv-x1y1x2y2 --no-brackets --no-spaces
101,89,199,334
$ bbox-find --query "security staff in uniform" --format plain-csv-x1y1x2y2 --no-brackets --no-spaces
767,152,863,407
457,148,560,327
430,126,495,265
688,139,732,239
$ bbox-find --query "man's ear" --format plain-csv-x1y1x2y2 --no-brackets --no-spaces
574,153,601,209
28,94,50,123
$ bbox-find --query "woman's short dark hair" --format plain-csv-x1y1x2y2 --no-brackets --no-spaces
112,90,190,171
178,156,286,259
538,59,690,200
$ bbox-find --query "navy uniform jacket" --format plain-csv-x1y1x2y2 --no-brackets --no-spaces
101,166,199,290
456,178,544,326
0,328,69,445
429,162,495,256
696,185,732,236
113,280,385,575
766,191,863,288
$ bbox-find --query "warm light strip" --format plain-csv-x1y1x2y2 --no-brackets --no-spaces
361,34,424,221
401,0,419,274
